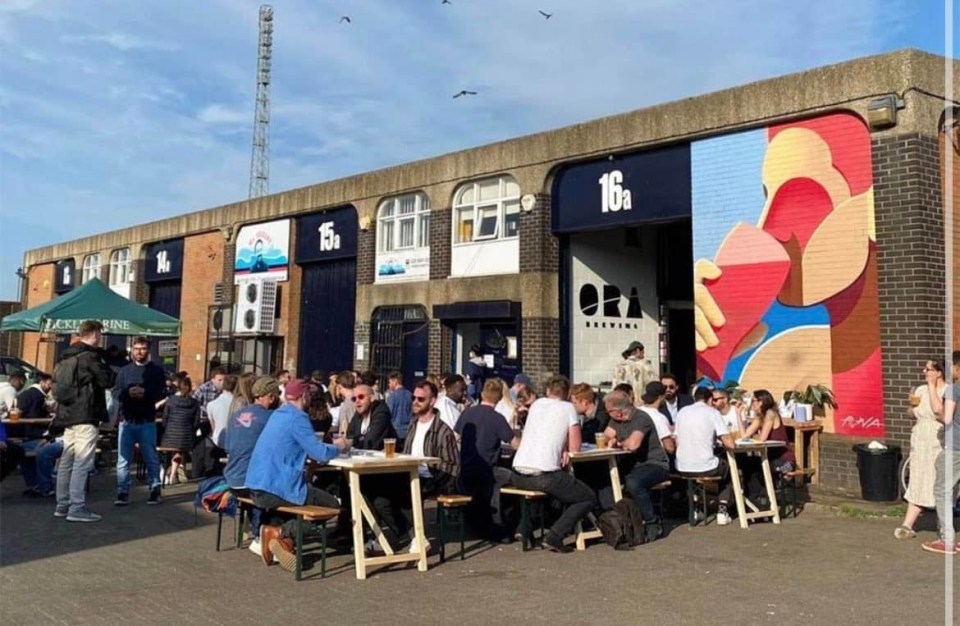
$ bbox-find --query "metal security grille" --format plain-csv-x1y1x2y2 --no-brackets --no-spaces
370,305,428,388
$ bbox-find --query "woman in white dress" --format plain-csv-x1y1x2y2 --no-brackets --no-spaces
894,360,946,539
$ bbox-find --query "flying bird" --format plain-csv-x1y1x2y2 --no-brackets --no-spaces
538,10,552,19
339,15,351,23
442,0,452,4
453,90,477,98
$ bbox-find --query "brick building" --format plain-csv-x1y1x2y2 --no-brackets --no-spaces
16,49,958,492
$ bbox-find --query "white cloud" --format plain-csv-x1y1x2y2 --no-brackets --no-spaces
0,0,924,299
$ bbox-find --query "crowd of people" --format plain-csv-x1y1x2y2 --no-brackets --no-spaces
1,326,958,567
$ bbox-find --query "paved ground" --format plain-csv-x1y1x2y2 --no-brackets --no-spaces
1,474,956,626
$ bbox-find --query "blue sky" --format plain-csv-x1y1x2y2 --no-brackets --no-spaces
0,0,951,300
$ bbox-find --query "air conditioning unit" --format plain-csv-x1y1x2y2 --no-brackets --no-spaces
208,305,234,339
234,279,277,335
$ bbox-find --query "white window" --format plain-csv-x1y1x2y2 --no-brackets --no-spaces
377,193,430,253
81,253,101,283
375,192,432,283
109,248,131,286
452,176,521,244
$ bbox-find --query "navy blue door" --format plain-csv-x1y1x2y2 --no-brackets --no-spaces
148,282,181,373
480,323,520,386
402,322,429,386
298,259,356,377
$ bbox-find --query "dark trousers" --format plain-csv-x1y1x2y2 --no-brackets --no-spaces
510,470,596,539
622,463,670,522
460,464,514,539
368,473,453,550
191,438,225,479
0,441,24,482
250,486,340,539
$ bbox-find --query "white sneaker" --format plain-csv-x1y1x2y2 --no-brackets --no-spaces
408,539,431,554
717,509,732,526
364,539,382,554
248,538,263,557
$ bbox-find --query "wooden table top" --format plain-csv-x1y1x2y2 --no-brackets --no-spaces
1,418,53,425
782,418,824,431
731,439,787,450
329,453,440,471
569,447,631,460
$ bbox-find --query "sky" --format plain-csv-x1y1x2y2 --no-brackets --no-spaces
0,0,952,300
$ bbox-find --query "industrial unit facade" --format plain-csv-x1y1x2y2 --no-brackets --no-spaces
18,50,958,493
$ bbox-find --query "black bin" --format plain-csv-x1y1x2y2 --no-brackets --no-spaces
853,443,901,502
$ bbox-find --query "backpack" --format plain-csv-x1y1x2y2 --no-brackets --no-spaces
597,497,646,549
53,355,81,407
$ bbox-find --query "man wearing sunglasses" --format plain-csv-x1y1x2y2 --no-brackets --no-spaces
344,383,396,450
658,373,693,425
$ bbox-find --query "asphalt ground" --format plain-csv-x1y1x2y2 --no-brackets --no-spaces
0,472,956,625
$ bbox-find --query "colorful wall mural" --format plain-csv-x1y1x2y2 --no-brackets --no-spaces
691,112,884,436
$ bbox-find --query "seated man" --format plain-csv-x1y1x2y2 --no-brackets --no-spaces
16,373,59,497
345,383,396,450
245,379,348,573
457,379,520,541
222,376,279,559
511,375,596,553
638,382,677,456
569,383,610,442
602,390,671,542
674,386,736,525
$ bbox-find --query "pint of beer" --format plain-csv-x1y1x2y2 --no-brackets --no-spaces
8,407,20,423
594,433,606,450
384,438,397,458
909,394,921,408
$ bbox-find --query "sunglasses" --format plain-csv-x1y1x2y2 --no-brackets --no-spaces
711,397,724,402
663,384,677,390
351,394,367,402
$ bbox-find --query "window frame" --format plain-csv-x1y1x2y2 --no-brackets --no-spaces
109,248,131,286
376,192,431,254
452,176,521,245
81,253,102,283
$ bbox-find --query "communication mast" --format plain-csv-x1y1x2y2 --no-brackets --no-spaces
248,5,273,199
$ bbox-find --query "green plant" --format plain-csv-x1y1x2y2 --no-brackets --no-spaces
788,384,838,409
721,379,746,402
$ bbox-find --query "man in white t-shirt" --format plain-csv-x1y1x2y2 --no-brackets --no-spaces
637,381,676,456
435,374,464,431
674,386,736,525
511,375,596,553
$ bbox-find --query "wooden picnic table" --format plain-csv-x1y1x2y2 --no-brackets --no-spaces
568,446,631,550
328,453,439,580
726,440,785,529
1,418,53,426
782,418,823,485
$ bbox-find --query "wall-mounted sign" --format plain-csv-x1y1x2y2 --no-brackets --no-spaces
295,206,358,264
234,219,290,283
551,144,691,234
55,259,76,294
376,248,430,283
143,239,184,282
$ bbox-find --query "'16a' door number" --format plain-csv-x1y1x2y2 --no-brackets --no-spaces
598,170,633,213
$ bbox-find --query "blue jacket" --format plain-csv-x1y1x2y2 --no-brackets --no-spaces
245,403,340,504
222,404,273,489
386,387,413,439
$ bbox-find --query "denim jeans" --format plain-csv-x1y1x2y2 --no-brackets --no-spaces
623,463,670,522
56,424,99,513
933,450,960,545
510,470,596,539
117,421,161,494
20,439,63,492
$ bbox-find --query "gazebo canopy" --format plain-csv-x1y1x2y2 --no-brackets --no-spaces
1,278,181,336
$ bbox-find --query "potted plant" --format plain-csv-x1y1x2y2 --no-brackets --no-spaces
787,384,837,422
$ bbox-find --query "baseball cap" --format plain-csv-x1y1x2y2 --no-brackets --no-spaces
252,376,280,398
284,378,311,401
514,373,533,387
641,381,665,405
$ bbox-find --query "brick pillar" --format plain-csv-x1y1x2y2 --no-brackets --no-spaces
428,320,443,376
357,226,376,286
519,193,559,273
354,319,371,372
22,264,56,371
131,258,150,305
429,208,451,280
520,318,560,390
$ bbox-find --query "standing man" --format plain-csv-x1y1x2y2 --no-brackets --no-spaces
612,341,656,406
511,375,596,553
114,337,167,506
54,320,116,522
192,366,225,419
922,350,960,555
385,371,413,446
659,373,693,425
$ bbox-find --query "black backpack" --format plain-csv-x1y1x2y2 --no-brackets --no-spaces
53,355,80,407
597,496,646,548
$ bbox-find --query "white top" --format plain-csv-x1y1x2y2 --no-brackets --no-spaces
206,391,234,446
494,399,513,425
674,402,730,473
664,398,680,421
329,405,342,430
0,382,17,417
436,395,461,431
640,406,674,441
513,397,579,474
360,416,371,435
718,406,741,434
411,417,433,478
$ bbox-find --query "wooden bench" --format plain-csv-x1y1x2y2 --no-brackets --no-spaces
777,468,817,518
500,487,548,551
434,494,473,563
649,480,673,530
672,474,723,527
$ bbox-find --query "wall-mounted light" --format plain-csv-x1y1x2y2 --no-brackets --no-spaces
867,94,904,130
359,216,372,232
221,225,234,242
520,194,537,213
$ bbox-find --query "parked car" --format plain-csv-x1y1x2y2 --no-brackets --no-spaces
0,355,45,385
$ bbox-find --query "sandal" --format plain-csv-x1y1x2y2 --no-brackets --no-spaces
893,525,917,540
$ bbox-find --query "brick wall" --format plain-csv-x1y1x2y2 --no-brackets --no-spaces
22,264,56,371
428,320,443,376
353,320,371,372
519,194,559,273
0,301,22,357
816,132,946,492
131,257,150,304
941,130,960,347
179,232,225,382
521,317,560,390
429,209,451,280
357,226,375,286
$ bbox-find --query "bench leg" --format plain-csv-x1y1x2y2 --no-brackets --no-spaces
519,499,530,551
216,510,223,552
458,508,465,560
295,517,304,582
536,501,545,546
686,481,696,527
438,505,447,564
236,505,246,549
320,521,328,578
